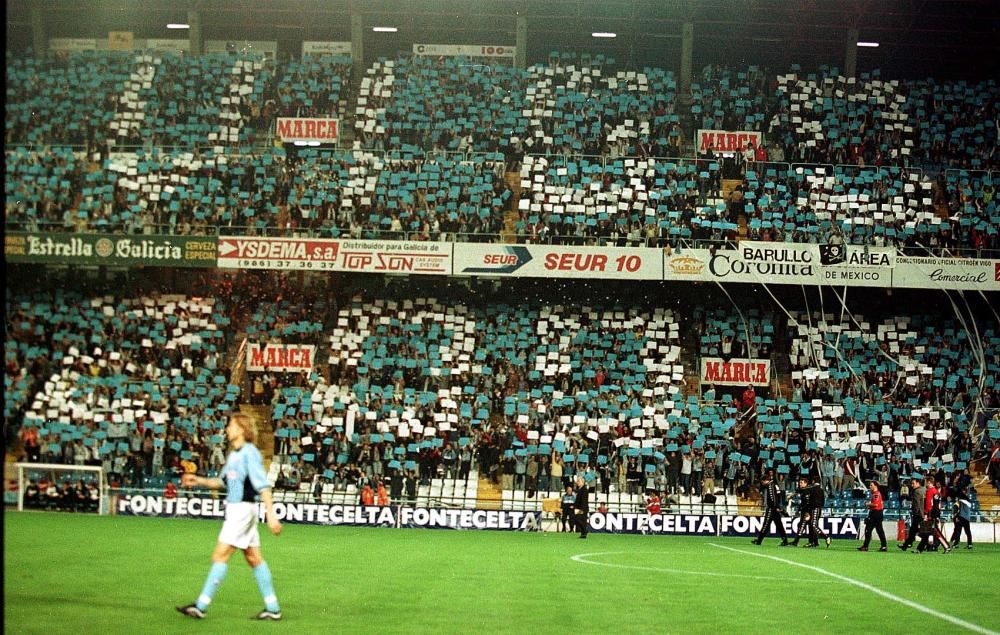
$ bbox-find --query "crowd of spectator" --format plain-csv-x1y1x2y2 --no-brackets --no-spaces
4,145,512,239
7,286,237,489
5,45,999,511
5,50,999,252
7,271,998,513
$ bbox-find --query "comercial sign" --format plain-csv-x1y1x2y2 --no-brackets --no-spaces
247,343,316,372
700,357,771,386
216,236,451,274
453,244,662,279
696,129,764,154
276,117,339,143
413,43,516,58
893,256,1000,291
4,232,216,268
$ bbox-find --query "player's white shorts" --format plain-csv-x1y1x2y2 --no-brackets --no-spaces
217,502,260,549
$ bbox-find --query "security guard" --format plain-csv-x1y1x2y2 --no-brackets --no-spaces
752,469,789,546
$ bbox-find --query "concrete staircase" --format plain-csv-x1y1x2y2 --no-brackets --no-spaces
239,404,275,464
5,442,24,499
972,463,1000,520
501,171,522,243
976,488,1000,520
721,178,743,200
476,476,503,510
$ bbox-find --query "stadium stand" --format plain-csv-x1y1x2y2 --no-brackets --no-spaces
5,40,1000,526
6,289,238,489
355,52,678,157
6,49,1000,253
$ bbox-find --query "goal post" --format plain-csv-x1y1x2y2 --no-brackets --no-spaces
15,463,107,515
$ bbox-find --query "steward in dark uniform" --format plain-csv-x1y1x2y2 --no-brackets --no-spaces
752,469,789,546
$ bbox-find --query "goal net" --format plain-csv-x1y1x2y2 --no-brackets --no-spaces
15,463,106,515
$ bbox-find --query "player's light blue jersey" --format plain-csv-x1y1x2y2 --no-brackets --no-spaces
222,444,271,503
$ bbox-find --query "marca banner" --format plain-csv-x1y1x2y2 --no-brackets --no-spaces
696,129,763,155
276,117,339,143
893,256,1000,292
302,41,352,56
453,244,662,280
4,232,217,268
718,514,862,539
113,496,541,531
701,357,771,386
413,43,516,58
666,242,894,286
247,343,316,372
216,237,452,274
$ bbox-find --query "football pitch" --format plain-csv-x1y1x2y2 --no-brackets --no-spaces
5,512,999,635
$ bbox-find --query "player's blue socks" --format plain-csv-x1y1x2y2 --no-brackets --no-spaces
196,561,228,611
253,561,280,612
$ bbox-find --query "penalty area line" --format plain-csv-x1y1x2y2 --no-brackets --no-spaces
708,543,998,635
570,552,832,584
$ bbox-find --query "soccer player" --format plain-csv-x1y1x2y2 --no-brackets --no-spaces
176,413,283,620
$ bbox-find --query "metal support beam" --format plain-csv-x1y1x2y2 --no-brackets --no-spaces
188,10,202,56
680,22,694,97
31,9,46,55
515,16,527,70
351,14,364,87
845,27,859,78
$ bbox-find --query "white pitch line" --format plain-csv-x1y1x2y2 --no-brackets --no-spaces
570,552,832,584
709,543,999,635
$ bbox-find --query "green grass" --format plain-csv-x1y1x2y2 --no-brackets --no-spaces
5,512,999,634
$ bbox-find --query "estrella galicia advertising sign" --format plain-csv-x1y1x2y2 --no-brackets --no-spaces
4,232,217,267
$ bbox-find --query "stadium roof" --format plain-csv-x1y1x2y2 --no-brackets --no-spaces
7,0,1000,79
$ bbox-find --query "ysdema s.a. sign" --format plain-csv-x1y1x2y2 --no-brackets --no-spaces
217,237,451,274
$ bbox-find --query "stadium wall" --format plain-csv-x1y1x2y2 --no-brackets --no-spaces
6,232,1000,291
